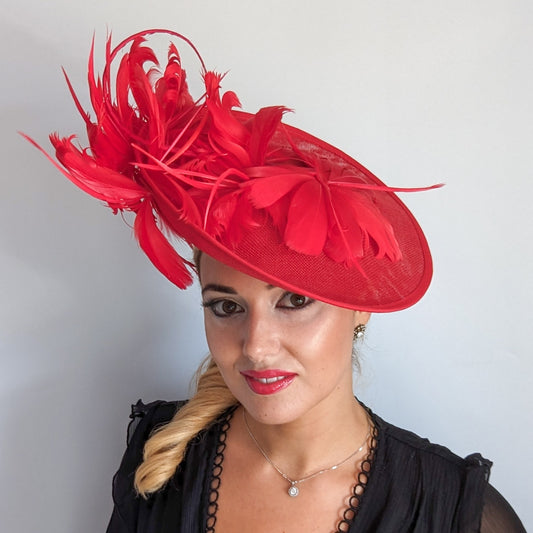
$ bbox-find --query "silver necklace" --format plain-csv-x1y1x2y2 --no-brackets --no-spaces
243,410,370,497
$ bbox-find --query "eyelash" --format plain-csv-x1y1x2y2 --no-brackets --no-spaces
202,299,244,318
202,292,314,318
279,293,313,310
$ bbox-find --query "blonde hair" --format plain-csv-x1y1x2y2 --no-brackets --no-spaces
134,356,238,497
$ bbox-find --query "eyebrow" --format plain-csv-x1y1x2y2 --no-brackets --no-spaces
201,283,277,295
201,284,237,295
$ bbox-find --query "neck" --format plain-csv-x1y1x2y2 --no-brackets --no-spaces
239,396,369,479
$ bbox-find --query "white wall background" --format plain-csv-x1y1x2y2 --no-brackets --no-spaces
1,1,531,531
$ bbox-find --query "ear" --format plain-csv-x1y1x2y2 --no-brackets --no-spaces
354,311,371,327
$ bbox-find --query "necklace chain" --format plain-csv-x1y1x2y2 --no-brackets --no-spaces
243,409,370,497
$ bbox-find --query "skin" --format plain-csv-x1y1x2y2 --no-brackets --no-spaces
200,254,371,476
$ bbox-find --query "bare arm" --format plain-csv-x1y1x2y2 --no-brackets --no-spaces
480,484,525,533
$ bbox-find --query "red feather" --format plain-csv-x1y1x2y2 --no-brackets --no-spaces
246,171,310,208
134,201,193,288
284,179,328,255
218,191,263,248
248,106,289,165
324,187,401,265
22,133,145,211
204,72,251,167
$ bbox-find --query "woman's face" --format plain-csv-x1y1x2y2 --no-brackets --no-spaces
200,254,369,425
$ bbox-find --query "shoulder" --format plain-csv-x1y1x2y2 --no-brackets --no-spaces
369,413,492,530
375,413,492,476
126,399,186,446
111,400,186,503
106,400,188,532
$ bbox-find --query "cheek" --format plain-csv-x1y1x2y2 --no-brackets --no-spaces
204,317,240,368
203,316,221,359
294,313,354,367
204,318,216,349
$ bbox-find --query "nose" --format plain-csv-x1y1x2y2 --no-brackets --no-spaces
242,309,280,362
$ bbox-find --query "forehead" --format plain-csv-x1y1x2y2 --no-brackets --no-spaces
199,254,274,291
199,253,360,321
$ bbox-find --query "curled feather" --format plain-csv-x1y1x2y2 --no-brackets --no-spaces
134,201,193,288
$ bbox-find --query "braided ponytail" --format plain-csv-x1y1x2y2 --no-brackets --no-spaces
134,356,237,497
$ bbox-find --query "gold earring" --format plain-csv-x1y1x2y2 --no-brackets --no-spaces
353,324,366,340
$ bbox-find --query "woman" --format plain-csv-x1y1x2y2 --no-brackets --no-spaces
27,29,524,532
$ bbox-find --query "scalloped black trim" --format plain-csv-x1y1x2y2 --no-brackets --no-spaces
205,407,237,533
336,420,379,532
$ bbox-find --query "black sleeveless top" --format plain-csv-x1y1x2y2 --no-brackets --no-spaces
106,400,524,533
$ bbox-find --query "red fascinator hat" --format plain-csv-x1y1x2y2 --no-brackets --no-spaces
25,29,439,312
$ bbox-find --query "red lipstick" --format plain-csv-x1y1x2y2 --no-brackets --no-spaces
240,369,296,395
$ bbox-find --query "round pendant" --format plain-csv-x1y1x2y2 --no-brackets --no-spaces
288,485,299,497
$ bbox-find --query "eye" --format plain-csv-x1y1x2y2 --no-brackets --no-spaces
278,292,313,309
203,299,244,318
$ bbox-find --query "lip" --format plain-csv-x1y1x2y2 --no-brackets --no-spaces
240,369,297,395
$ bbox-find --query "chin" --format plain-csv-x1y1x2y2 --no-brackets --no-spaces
238,393,320,427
